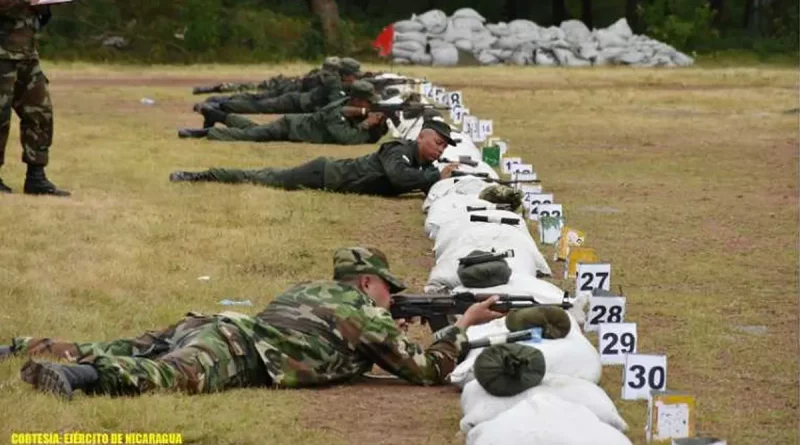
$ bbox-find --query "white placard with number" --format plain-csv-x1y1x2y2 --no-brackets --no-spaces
433,87,446,104
623,354,667,400
525,193,553,218
537,204,563,221
448,91,464,108
479,120,494,138
598,323,637,365
519,185,544,211
509,163,534,175
501,157,521,174
576,263,612,295
462,115,478,139
585,295,626,332
449,105,463,123
453,108,469,125
422,83,434,98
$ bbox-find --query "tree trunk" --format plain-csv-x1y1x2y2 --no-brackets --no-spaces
709,0,725,27
625,0,639,32
552,0,567,24
581,0,593,28
309,0,342,52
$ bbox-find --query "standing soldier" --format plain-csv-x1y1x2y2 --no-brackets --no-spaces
0,0,69,196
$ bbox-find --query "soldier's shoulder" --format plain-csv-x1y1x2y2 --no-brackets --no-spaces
378,138,414,152
279,280,369,303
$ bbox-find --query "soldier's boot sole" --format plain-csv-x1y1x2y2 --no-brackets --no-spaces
20,360,74,400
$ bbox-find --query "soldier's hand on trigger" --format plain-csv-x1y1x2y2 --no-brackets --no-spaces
440,163,459,179
365,112,385,127
456,296,504,329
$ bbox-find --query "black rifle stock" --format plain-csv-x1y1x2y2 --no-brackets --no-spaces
451,170,541,185
390,292,573,333
364,77,424,91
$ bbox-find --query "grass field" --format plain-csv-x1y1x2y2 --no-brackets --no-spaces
0,62,797,445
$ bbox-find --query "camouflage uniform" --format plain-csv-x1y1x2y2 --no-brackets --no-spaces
13,247,468,397
205,81,386,145
187,119,456,196
0,1,53,168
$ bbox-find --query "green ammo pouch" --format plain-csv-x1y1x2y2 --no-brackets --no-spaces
457,249,512,288
474,343,546,397
505,306,572,339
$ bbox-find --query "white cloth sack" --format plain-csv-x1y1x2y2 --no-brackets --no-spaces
422,176,491,212
452,7,486,22
392,39,425,53
460,375,629,433
466,394,633,445
560,19,591,45
414,9,448,34
394,31,427,44
431,44,459,66
449,311,601,386
424,195,499,239
393,19,425,33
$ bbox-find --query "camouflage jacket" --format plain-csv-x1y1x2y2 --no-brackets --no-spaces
299,70,347,112
323,139,441,196
222,280,467,388
0,0,42,60
285,97,386,145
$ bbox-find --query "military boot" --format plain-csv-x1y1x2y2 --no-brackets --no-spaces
193,103,228,128
169,170,215,182
177,128,210,139
23,165,70,197
20,360,99,400
0,176,11,194
0,345,13,360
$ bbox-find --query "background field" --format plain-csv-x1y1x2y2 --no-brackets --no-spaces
0,63,797,445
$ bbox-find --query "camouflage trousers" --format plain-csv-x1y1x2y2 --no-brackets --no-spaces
12,312,269,396
206,157,328,190
207,115,290,142
220,91,308,115
213,76,300,96
0,58,53,167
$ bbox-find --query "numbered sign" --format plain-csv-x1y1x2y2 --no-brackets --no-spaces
420,82,432,97
598,323,637,365
448,91,463,108
509,163,534,175
520,185,544,211
433,87,445,104
479,120,494,138
536,203,563,220
622,354,667,400
449,104,463,123
453,107,470,125
576,263,611,294
524,193,553,218
501,157,521,174
585,294,626,332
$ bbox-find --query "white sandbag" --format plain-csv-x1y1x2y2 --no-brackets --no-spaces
673,51,694,66
410,52,433,65
414,9,448,34
449,311,601,386
539,26,566,41
442,132,482,160
495,35,525,50
391,47,420,60
618,50,646,65
422,176,491,213
487,48,513,59
471,30,497,50
450,274,566,305
508,19,539,35
578,41,599,60
392,57,411,65
425,195,499,239
553,48,591,67
509,49,533,65
560,19,591,45
392,40,425,53
428,38,450,49
394,31,427,44
477,50,499,65
516,29,541,42
534,50,558,66
431,44,459,66
454,39,474,52
599,46,627,62
445,24,474,43
452,17,485,31
595,28,629,48
466,394,633,445
452,7,486,22
485,23,511,36
393,19,425,33
460,375,628,434
607,18,633,39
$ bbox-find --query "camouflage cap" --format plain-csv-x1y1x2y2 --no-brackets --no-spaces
333,247,407,293
322,56,342,72
348,80,378,102
422,117,458,146
340,57,362,76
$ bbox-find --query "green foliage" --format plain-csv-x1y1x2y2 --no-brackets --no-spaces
639,0,719,50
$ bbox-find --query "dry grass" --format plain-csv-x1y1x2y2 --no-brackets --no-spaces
0,62,797,445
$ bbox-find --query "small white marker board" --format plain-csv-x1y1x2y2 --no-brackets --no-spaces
576,263,611,294
433,87,446,104
509,163,534,175
479,120,494,138
622,354,667,400
448,91,464,108
536,203,563,219
585,293,626,332
453,107,469,125
422,82,434,98
462,115,478,137
598,322,637,365
449,105,463,122
501,157,521,174
525,193,553,219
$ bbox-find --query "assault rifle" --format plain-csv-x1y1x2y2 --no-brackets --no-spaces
390,292,574,332
363,77,425,91
439,156,478,167
451,170,541,185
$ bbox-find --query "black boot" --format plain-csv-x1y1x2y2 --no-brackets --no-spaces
193,102,228,128
169,170,215,182
23,165,70,197
0,345,12,360
0,176,11,194
177,128,210,139
192,84,221,95
20,360,99,400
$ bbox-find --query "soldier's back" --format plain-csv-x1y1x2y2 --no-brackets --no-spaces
0,3,39,60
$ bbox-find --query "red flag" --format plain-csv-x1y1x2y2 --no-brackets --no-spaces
372,24,394,57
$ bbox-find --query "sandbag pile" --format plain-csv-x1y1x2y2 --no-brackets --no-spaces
386,80,631,444
390,9,694,67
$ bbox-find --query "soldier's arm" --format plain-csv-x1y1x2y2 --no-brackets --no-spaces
324,111,376,145
336,305,467,385
378,145,441,193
